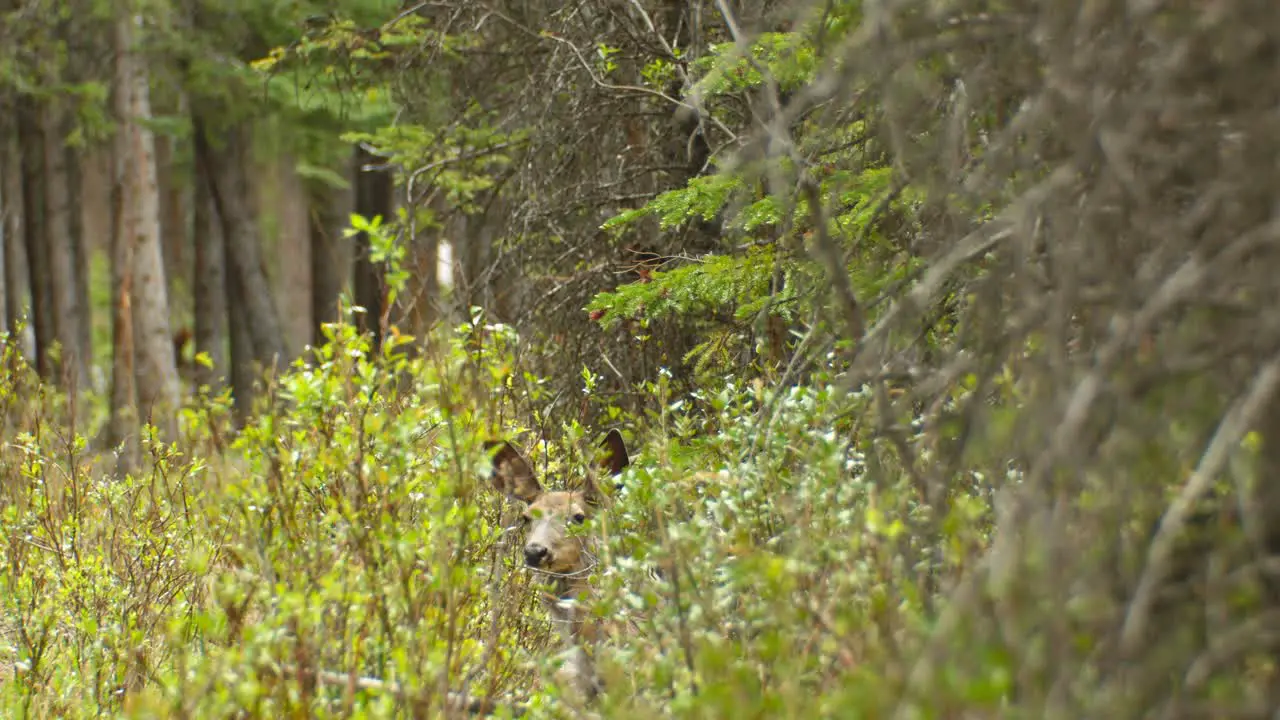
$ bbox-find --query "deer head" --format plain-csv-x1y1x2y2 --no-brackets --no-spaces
485,430,631,579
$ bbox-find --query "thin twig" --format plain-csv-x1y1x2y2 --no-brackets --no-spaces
1120,349,1280,653
270,662,528,716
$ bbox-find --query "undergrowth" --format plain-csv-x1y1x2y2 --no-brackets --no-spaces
1,313,986,718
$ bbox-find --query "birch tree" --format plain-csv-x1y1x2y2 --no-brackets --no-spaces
111,7,179,454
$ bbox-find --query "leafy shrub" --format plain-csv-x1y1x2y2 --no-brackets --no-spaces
586,368,970,718
0,316,570,718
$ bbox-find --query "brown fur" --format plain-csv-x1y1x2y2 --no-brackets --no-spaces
485,430,632,699
486,430,629,594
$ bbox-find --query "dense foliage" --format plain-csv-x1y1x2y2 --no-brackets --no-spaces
5,0,1280,718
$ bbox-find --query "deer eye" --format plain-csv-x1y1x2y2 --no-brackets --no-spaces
572,512,586,525
521,513,532,525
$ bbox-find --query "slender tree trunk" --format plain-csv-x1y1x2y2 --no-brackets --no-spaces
479,193,515,324
61,10,96,393
115,10,180,442
0,132,9,337
67,144,93,387
1,133,34,362
309,156,354,348
19,106,54,376
155,129,189,302
226,256,256,425
196,119,284,372
353,144,392,351
108,136,139,469
659,0,717,257
451,211,494,318
405,225,439,335
661,0,710,187
192,129,227,392
396,183,440,336
61,7,96,386
43,99,91,402
446,214,467,322
276,152,311,361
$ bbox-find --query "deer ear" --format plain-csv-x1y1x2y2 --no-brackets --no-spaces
598,429,630,477
485,441,542,504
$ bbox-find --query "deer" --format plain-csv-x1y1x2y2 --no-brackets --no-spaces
261,431,633,716
269,430,730,714
484,429,632,703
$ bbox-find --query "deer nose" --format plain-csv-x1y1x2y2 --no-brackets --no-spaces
524,543,549,567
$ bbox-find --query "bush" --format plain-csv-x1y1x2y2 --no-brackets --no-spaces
1,317,554,717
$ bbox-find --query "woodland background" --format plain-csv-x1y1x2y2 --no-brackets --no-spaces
3,0,1280,717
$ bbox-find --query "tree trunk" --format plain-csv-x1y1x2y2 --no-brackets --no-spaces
661,0,710,188
196,119,285,373
108,134,139,469
115,10,180,442
62,12,96,387
405,223,439,336
155,129,189,304
309,155,354,348
659,0,717,257
19,106,54,377
0,132,9,337
192,128,227,392
276,152,311,361
396,184,441,337
67,144,94,388
226,255,256,425
352,144,392,351
43,99,92,403
1,133,34,362
480,193,516,324
451,211,494,318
